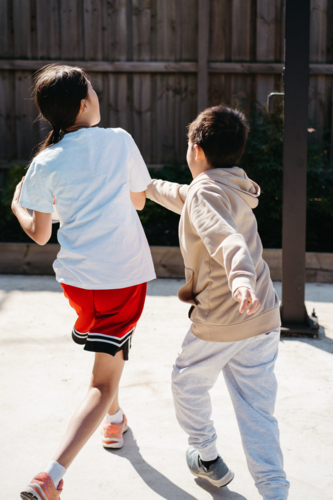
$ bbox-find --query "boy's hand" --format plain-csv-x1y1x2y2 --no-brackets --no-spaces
234,287,260,315
11,176,25,215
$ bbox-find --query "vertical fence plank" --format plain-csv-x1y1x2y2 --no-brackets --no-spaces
83,0,103,60
30,0,38,59
15,72,40,159
0,0,14,58
36,0,61,59
60,0,84,59
210,0,232,62
132,0,151,61
231,0,253,110
309,0,328,146
256,0,280,108
133,74,151,162
198,0,210,112
102,0,127,61
156,0,175,60
13,0,32,59
209,0,232,109
0,71,16,159
231,0,251,61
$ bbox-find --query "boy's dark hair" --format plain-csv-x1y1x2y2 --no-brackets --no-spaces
187,106,249,168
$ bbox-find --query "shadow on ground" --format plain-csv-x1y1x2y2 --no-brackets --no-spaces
106,428,247,500
194,479,247,499
281,326,333,354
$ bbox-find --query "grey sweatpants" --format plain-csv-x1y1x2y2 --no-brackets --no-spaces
172,328,290,500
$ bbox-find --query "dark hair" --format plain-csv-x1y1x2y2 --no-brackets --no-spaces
187,106,249,168
32,64,90,159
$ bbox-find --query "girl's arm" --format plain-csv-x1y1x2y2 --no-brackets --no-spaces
130,190,146,211
11,178,53,246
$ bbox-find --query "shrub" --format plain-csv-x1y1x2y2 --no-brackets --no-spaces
1,109,333,251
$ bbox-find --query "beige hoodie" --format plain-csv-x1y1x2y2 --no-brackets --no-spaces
146,167,280,342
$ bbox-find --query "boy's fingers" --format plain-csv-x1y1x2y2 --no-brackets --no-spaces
247,292,261,315
238,288,251,313
234,287,260,315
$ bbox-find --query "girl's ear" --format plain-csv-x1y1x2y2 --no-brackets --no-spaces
79,98,88,114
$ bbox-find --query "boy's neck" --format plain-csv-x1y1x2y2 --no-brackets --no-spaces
191,163,212,179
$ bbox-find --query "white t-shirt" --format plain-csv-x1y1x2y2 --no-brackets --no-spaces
19,127,156,289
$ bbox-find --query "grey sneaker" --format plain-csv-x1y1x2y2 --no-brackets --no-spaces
186,447,235,488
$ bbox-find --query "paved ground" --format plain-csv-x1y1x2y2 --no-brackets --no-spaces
0,275,332,500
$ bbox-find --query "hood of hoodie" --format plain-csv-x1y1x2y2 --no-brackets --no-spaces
189,167,260,209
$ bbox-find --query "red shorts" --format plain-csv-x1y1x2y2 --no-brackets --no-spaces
61,282,147,359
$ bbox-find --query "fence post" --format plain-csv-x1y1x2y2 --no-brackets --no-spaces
197,0,210,113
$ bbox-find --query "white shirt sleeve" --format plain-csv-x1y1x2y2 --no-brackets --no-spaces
19,159,54,213
126,136,152,192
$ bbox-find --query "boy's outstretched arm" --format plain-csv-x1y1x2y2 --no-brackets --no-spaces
190,187,260,315
146,179,189,215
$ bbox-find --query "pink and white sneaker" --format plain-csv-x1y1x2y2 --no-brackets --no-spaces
101,413,128,448
20,472,63,500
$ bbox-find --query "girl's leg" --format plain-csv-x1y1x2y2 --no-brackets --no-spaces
53,350,125,469
107,386,120,415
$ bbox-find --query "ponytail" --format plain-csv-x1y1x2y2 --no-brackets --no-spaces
31,65,89,162
33,125,64,159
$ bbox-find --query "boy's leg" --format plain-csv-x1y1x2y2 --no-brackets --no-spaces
172,328,243,461
223,330,289,500
53,349,125,468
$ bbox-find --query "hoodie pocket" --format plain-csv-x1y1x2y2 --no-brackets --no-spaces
178,268,196,305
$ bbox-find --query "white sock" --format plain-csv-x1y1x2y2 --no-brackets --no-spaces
105,407,123,424
45,461,66,489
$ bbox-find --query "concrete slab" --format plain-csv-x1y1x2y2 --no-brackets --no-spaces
0,276,332,500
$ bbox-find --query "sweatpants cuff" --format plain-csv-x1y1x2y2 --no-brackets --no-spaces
196,444,219,462
260,486,289,500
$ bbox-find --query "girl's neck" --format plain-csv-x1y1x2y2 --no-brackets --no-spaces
66,123,91,134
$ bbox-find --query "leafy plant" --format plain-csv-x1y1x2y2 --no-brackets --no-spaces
1,110,333,252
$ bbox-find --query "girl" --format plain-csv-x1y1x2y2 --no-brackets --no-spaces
11,65,155,500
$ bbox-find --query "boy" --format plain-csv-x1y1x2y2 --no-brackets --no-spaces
146,106,289,500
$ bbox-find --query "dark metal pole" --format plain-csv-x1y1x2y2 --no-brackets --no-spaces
281,0,318,336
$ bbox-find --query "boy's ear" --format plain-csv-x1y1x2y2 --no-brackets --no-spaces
194,144,205,162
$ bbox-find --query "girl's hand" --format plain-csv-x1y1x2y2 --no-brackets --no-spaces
234,286,260,315
11,176,25,215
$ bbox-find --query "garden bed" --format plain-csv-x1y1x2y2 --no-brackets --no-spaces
1,243,333,283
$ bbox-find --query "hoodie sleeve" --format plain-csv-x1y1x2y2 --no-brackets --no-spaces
146,179,189,215
190,187,256,294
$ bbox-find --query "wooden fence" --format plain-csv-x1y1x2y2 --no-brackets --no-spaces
0,0,333,174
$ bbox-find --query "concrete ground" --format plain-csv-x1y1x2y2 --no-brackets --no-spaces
0,276,332,500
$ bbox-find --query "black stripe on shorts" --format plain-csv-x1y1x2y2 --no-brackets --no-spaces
84,329,134,359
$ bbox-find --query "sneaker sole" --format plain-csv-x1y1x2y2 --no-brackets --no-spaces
190,468,235,488
20,494,40,500
20,487,44,500
102,424,128,449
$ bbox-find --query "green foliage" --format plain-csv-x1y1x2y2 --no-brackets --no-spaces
239,105,285,249
2,113,333,251
141,106,333,252
0,164,32,243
